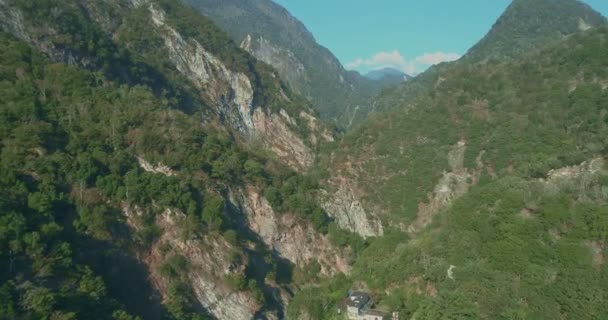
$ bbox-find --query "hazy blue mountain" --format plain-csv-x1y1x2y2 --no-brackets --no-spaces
365,67,411,81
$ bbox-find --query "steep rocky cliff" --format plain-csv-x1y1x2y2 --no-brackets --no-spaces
321,182,384,238
182,0,383,127
0,1,347,319
130,155,350,319
146,3,316,170
229,185,350,275
124,206,262,320
0,0,326,171
407,141,482,233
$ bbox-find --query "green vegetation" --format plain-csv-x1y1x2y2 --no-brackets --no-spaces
4,0,608,319
0,0,331,316
183,0,385,128
336,170,608,319
326,26,608,224
295,23,608,320
466,0,606,61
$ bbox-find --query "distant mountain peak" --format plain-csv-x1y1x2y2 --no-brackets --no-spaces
466,0,606,61
364,67,411,81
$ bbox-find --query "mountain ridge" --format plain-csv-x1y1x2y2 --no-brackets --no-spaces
295,21,608,319
2,0,608,319
365,67,412,81
181,0,386,127
0,1,356,319
466,0,607,61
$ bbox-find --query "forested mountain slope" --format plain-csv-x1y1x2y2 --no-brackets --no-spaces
466,0,606,61
0,0,338,171
0,0,356,319
375,0,607,116
3,0,608,319
292,22,608,320
181,0,383,128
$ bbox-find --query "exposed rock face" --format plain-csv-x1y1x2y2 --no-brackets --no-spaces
128,0,148,8
321,183,384,238
230,185,350,275
251,110,315,170
408,141,481,233
240,34,307,97
182,0,383,128
542,158,606,198
137,157,176,177
124,207,260,320
546,158,603,181
0,0,78,66
299,111,335,144
149,5,314,170
0,1,318,172
0,0,29,43
149,5,256,133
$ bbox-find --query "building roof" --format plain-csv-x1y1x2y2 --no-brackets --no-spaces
346,291,371,308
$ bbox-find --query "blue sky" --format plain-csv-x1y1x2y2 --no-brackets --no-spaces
274,0,608,75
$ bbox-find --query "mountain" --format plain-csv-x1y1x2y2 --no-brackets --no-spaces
374,0,607,115
0,0,357,319
289,5,608,320
181,0,383,127
466,0,607,61
365,67,411,82
4,0,608,319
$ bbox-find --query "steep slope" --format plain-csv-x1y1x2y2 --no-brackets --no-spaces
466,0,606,61
181,0,382,127
0,1,350,319
0,0,334,172
295,23,608,319
375,0,606,116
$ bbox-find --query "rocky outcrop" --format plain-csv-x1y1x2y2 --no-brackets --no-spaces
542,158,606,198
149,5,256,133
0,0,29,43
183,0,383,128
299,111,335,144
149,5,314,170
321,182,384,238
251,110,315,170
240,34,307,97
1,1,318,172
0,0,78,66
124,206,260,320
229,185,350,275
408,141,481,233
137,157,176,177
546,158,603,181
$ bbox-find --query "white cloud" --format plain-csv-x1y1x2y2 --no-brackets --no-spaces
414,52,461,65
346,50,461,75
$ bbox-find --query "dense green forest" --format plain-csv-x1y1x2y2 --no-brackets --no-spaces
466,0,606,61
326,26,608,224
289,24,608,320
0,0,341,318
0,27,336,319
3,0,608,319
